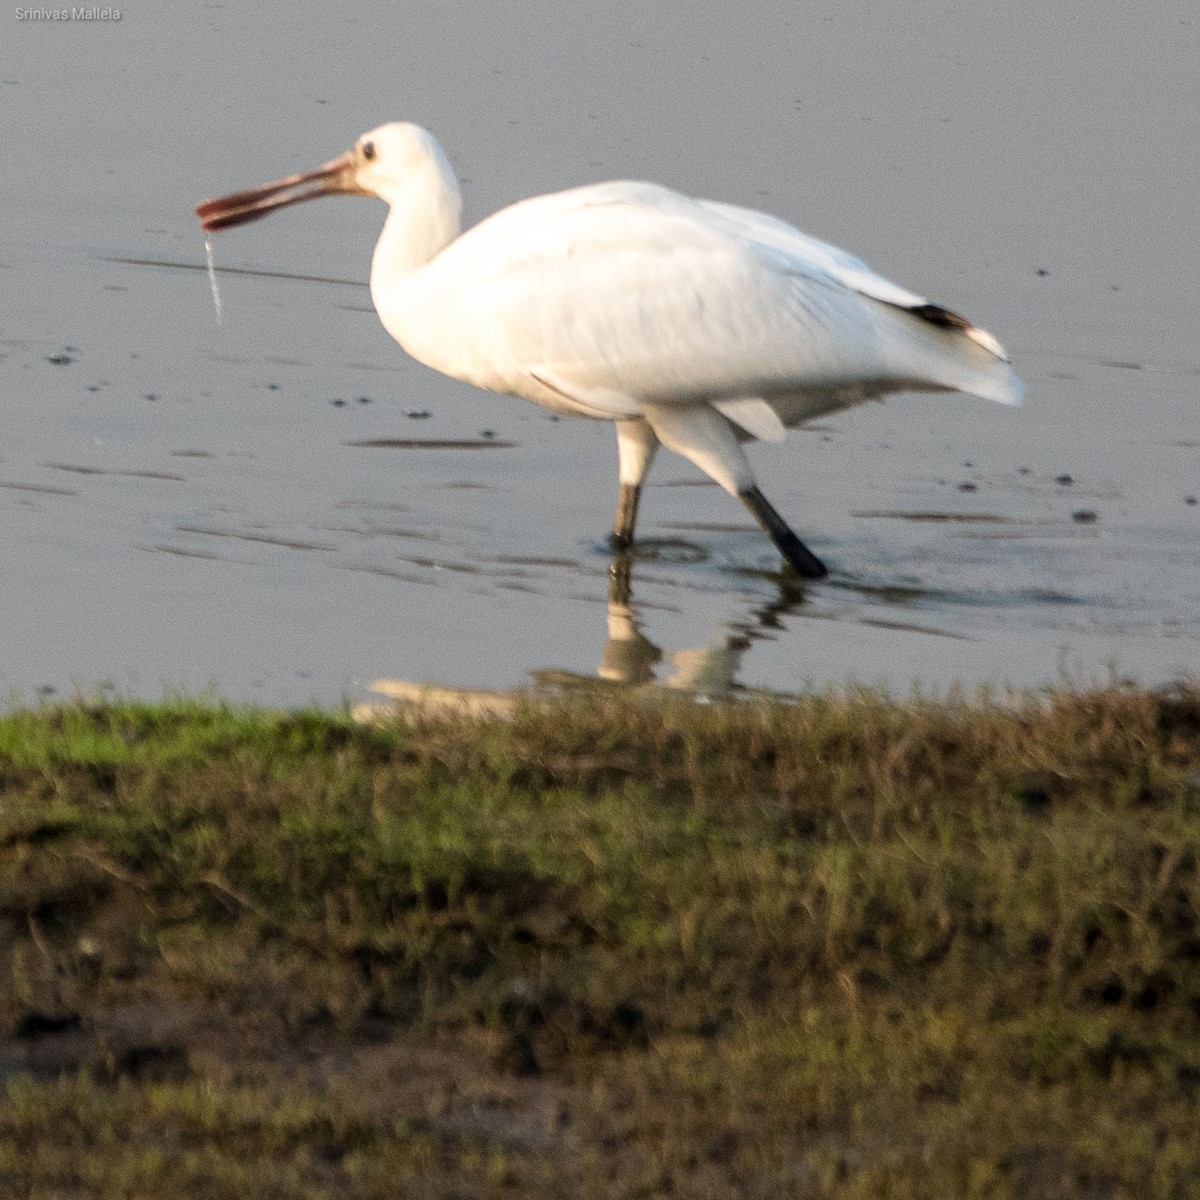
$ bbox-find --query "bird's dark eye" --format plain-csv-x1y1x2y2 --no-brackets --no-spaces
362,141,376,161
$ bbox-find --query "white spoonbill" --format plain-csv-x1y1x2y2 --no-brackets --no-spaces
197,123,1022,578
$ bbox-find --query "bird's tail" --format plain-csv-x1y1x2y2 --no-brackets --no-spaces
879,301,1024,406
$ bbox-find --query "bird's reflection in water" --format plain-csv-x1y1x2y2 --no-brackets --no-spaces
592,551,810,695
359,550,813,720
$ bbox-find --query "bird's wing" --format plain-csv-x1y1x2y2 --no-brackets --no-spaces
438,183,895,412
429,182,1019,419
693,199,927,309
695,199,1014,364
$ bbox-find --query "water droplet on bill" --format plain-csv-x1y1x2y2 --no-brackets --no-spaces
204,236,223,325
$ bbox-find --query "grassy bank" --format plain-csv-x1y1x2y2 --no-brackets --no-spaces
1,687,1198,1198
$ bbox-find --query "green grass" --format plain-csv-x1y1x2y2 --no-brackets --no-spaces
1,686,1198,1197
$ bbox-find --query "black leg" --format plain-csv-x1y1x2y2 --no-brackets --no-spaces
739,486,828,579
610,482,642,551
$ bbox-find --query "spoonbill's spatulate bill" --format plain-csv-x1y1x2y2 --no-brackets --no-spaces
197,123,1022,579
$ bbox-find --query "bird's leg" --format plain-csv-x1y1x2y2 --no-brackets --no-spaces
612,484,641,551
640,403,828,580
739,486,828,579
610,419,659,549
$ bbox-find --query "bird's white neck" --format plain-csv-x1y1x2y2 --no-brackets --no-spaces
369,147,462,290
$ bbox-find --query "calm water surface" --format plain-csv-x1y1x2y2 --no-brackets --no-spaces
3,3,1197,705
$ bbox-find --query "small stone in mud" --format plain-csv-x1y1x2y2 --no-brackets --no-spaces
1072,509,1098,524
406,409,431,419
1055,474,1074,486
958,482,978,492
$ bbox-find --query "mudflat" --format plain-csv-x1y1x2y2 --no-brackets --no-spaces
3,2,1195,702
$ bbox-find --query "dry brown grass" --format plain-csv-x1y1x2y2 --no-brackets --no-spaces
0,685,1198,1197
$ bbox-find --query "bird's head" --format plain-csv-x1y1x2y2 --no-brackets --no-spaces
196,122,450,232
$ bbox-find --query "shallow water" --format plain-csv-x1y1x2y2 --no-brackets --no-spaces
3,2,1197,705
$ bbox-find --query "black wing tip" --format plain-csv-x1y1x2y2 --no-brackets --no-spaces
904,302,1011,363
907,303,973,331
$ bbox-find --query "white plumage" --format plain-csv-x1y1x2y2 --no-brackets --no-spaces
198,122,1022,579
